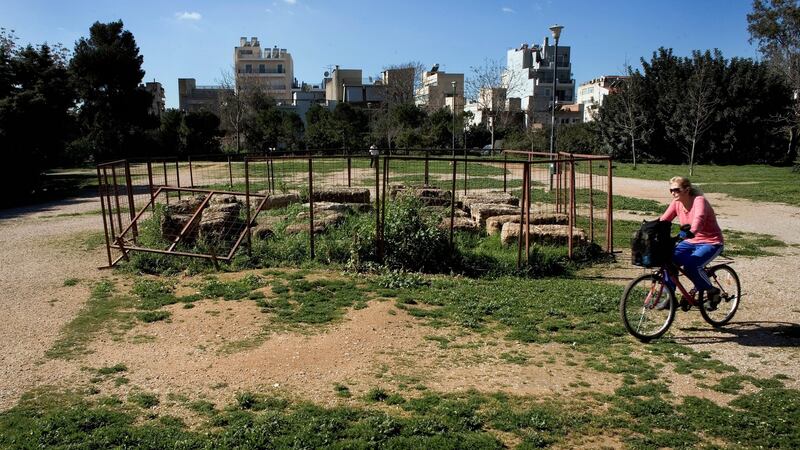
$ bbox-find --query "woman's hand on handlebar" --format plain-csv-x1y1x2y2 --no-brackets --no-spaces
678,224,694,240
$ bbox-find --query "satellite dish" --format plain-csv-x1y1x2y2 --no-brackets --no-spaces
324,71,330,77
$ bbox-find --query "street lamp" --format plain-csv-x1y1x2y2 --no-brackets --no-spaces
451,81,457,157
548,24,563,188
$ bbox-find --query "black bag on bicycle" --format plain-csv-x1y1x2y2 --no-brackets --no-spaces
631,220,672,268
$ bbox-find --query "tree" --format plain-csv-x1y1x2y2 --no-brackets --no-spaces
305,104,341,150
69,21,156,161
332,102,367,151
748,0,800,164
465,58,526,152
597,69,652,167
184,111,223,154
0,35,76,201
158,109,184,155
666,51,721,176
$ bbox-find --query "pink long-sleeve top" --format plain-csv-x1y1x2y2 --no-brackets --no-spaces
659,195,724,245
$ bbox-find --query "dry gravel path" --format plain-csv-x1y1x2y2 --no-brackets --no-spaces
0,174,798,410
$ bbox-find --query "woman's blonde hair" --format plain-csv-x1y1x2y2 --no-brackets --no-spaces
670,176,702,196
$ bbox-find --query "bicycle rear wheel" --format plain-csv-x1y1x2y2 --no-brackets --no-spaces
699,264,740,327
620,273,676,342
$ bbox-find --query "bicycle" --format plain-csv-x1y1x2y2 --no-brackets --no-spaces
620,240,741,342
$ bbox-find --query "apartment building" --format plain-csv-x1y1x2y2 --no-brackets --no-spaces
415,65,464,111
178,78,232,114
141,81,165,117
234,36,294,103
505,37,576,125
322,66,415,106
576,75,627,122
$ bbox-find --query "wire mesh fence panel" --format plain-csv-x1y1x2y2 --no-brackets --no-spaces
97,152,613,269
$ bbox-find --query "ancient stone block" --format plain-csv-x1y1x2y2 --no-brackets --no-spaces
469,203,520,227
500,223,587,246
312,187,370,204
254,192,301,210
462,191,519,209
485,213,569,236
438,216,478,231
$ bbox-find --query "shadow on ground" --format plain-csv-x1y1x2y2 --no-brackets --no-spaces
675,321,800,347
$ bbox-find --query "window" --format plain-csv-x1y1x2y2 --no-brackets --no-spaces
238,49,253,56
259,64,266,73
277,64,283,73
245,64,252,73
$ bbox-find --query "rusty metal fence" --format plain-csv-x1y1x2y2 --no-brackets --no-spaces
97,151,613,269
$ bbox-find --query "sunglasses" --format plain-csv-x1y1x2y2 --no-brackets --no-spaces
669,188,683,193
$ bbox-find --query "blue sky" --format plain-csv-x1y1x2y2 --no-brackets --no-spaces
3,0,759,109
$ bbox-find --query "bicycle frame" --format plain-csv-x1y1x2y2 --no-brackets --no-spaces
659,263,701,306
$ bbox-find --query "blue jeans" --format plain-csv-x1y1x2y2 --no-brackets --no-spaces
665,241,723,291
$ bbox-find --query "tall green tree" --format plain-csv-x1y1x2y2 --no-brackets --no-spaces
0,34,76,201
305,104,341,150
597,69,652,167
158,108,184,155
184,111,223,154
748,0,800,164
69,20,156,161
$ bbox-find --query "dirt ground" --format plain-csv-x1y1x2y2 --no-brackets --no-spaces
0,174,798,412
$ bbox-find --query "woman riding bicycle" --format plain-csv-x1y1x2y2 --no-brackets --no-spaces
659,176,724,305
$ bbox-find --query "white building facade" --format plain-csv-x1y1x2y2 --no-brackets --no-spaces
576,75,627,122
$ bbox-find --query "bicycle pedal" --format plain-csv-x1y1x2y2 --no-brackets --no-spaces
679,299,691,312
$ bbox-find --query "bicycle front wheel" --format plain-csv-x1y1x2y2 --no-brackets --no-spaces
699,264,741,327
620,273,676,342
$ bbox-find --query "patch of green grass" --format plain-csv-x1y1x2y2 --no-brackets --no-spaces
199,274,266,300
188,400,216,416
722,229,787,257
4,382,799,448
136,310,171,323
602,163,800,207
334,384,351,398
364,387,390,402
97,363,127,375
128,392,159,409
499,351,529,365
265,277,368,326
392,276,624,347
46,280,136,360
63,278,80,287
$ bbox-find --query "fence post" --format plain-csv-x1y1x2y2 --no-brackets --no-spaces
123,161,139,240
449,159,457,249
503,153,507,192
110,165,124,234
375,154,381,261
188,155,195,188
308,158,315,259
588,159,594,243
162,160,169,205
175,159,182,200
517,163,528,268
568,156,575,259
228,156,233,188
245,158,252,257
380,156,388,261
347,156,352,187
103,168,117,242
424,150,430,185
526,162,531,263
606,159,614,253
463,155,468,195
146,161,155,212
97,166,113,267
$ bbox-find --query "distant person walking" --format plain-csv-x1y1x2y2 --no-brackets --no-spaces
369,144,379,168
